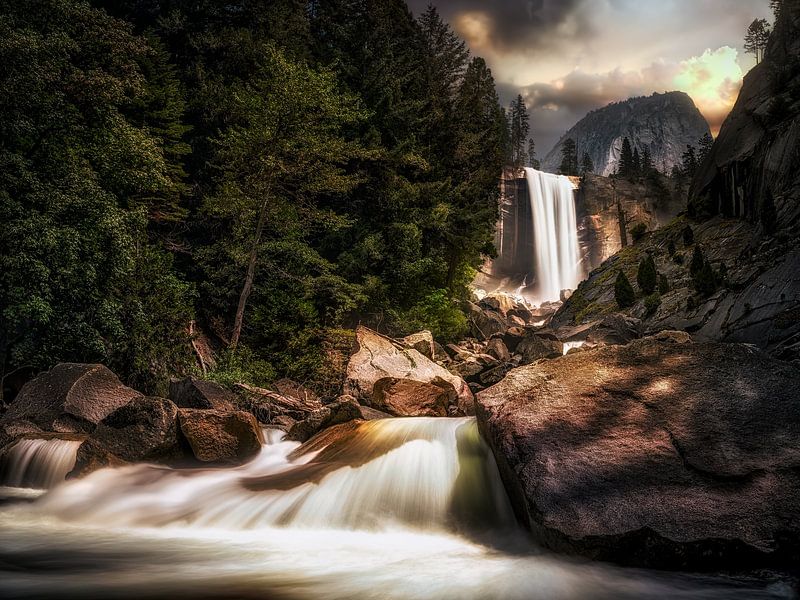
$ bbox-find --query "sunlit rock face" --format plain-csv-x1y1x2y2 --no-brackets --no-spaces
542,92,711,177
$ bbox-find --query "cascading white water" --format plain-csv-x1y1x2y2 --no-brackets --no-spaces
524,168,581,302
33,418,515,532
0,419,788,599
0,438,81,489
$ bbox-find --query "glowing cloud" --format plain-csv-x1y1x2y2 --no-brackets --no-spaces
674,47,743,135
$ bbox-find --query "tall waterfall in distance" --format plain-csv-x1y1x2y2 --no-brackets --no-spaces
524,168,581,302
478,168,582,304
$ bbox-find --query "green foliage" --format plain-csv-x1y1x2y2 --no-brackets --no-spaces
690,246,705,278
393,290,468,342
630,223,648,243
205,346,277,389
682,225,695,247
0,0,192,387
637,255,658,295
614,271,636,309
580,152,594,176
559,138,579,176
2,0,507,392
658,274,670,295
644,293,661,316
618,137,635,179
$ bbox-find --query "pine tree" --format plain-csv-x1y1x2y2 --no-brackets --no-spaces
632,147,642,178
615,271,636,308
698,133,714,164
690,246,705,278
682,225,695,247
681,145,699,179
744,18,772,64
559,138,579,176
508,95,530,167
527,138,539,169
580,152,594,175
618,137,634,178
637,255,658,295
641,146,654,174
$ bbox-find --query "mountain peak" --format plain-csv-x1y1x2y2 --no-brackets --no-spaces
542,91,710,176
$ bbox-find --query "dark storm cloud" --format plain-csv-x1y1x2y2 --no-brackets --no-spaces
407,0,592,55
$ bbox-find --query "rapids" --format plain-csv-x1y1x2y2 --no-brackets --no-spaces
0,418,793,599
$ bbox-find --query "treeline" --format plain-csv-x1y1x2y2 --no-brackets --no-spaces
0,0,509,395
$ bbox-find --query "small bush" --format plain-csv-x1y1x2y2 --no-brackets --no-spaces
682,225,695,247
667,240,676,256
658,274,670,295
629,223,648,243
637,255,658,295
689,246,705,278
644,293,661,316
614,271,636,309
694,260,718,298
205,346,276,389
396,289,468,342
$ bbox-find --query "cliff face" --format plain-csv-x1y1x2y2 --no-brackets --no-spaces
542,92,710,176
690,2,800,231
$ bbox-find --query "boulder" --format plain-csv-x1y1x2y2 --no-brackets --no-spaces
464,302,507,340
501,327,527,353
517,334,563,364
272,379,320,406
432,341,450,363
449,359,485,382
586,314,643,346
371,377,454,417
70,439,129,478
177,409,263,465
485,338,511,362
169,377,238,411
287,396,365,442
2,364,141,434
401,331,435,359
477,337,800,568
90,396,188,463
344,327,473,415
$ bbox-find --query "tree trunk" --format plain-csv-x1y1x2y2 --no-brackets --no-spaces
230,195,270,351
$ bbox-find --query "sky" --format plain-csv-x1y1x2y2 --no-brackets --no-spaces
407,0,774,155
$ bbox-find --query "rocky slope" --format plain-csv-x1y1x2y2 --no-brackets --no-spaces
542,92,710,176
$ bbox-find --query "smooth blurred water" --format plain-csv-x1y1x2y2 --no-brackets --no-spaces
0,418,793,600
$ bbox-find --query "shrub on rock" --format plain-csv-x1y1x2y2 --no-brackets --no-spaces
637,255,657,295
614,271,636,308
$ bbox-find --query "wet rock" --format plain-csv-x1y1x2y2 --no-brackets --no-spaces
70,438,129,478
401,331,435,359
477,336,800,569
178,409,263,465
287,396,365,442
169,377,238,411
371,377,454,418
2,363,141,434
344,327,473,415
517,334,563,364
90,397,189,463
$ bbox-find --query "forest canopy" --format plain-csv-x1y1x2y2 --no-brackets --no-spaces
0,0,512,394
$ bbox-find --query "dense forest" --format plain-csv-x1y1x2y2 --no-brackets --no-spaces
0,0,512,395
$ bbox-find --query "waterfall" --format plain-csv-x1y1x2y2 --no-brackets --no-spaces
524,168,581,303
0,438,81,489
475,168,581,304
34,418,515,532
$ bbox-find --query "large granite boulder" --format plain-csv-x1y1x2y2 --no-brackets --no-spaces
2,364,141,434
517,334,563,364
287,396,365,442
90,396,188,463
169,377,238,411
401,331,435,359
344,327,473,415
477,336,800,568
371,377,454,417
177,409,263,465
